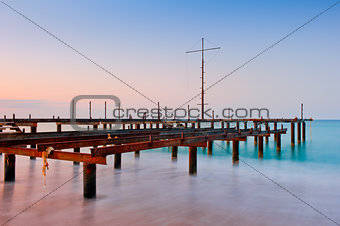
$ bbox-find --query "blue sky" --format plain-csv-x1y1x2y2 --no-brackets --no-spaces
0,0,339,119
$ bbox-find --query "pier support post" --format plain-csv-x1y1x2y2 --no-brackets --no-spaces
236,122,239,130
114,153,121,169
171,146,178,161
83,163,96,198
226,123,230,129
244,122,247,130
57,124,62,133
302,122,306,141
291,123,295,146
103,124,107,130
254,136,258,145
232,140,239,164
93,125,98,131
258,136,263,158
273,122,277,140
265,123,269,143
191,123,195,128
297,123,301,143
30,126,37,160
4,154,15,182
74,147,80,165
189,147,197,175
134,151,140,158
276,134,281,151
122,124,125,130
221,121,224,128
207,141,213,155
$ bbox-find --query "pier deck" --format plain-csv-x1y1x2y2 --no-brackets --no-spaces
0,117,312,198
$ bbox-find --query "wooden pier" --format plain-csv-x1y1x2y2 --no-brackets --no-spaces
0,117,311,198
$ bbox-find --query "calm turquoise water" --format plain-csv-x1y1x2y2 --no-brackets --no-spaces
0,120,339,225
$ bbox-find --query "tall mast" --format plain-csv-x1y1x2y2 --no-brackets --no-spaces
186,38,220,120
201,38,204,119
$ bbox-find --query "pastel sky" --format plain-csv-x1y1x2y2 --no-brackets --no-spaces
1,0,339,119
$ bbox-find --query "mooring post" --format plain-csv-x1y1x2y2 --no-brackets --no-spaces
114,153,121,169
302,121,306,141
74,147,80,165
83,163,96,198
232,140,239,164
189,146,197,175
258,136,263,158
4,154,15,182
291,122,295,146
297,122,301,143
207,141,213,155
171,146,178,161
30,126,37,160
135,151,140,158
276,134,281,151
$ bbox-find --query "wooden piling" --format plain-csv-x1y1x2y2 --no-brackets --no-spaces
4,154,15,182
93,125,98,131
297,123,301,143
232,140,239,164
291,123,295,146
30,126,37,160
236,122,239,130
207,141,212,155
276,134,281,151
114,153,121,169
74,147,80,165
244,122,247,129
103,124,107,130
258,136,263,158
189,146,197,175
265,123,269,143
273,122,277,140
57,124,62,133
83,163,96,198
171,146,178,161
254,136,258,145
302,122,306,141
